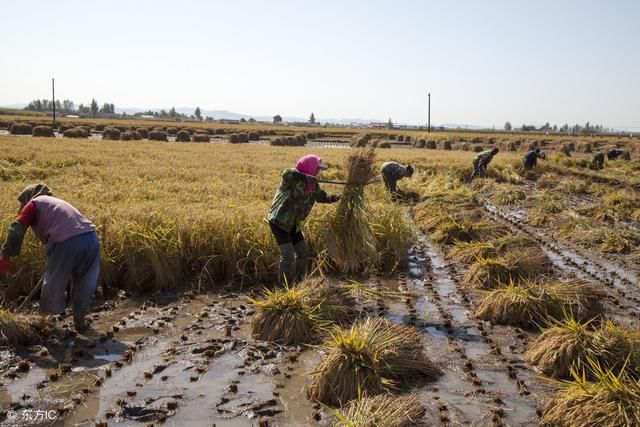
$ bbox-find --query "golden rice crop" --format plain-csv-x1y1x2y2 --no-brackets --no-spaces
306,317,440,406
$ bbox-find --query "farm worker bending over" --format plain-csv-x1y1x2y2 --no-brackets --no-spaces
380,162,414,194
467,147,499,183
268,155,340,285
592,152,605,170
0,184,99,332
607,148,630,161
522,148,545,171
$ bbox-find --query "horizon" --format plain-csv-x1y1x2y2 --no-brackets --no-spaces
2,1,639,130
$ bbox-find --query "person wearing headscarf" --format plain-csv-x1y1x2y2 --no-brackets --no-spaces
380,162,414,194
523,148,545,170
0,184,99,332
468,147,499,182
267,155,340,285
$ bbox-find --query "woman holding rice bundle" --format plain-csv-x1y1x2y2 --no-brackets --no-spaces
0,184,99,332
268,155,340,285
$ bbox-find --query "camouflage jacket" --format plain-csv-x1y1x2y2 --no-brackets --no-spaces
268,168,333,232
473,150,495,168
380,162,407,180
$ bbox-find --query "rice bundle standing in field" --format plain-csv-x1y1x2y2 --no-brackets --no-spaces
326,148,379,274
32,125,54,137
248,277,355,345
542,361,640,427
306,317,440,406
332,394,427,427
462,248,549,289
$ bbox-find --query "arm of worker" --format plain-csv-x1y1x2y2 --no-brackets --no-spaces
313,187,340,203
0,201,37,275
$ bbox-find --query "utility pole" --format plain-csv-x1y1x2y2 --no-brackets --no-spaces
427,92,431,133
52,78,56,127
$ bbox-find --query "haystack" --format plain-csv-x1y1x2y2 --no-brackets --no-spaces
32,125,54,137
9,123,33,135
326,148,378,274
306,317,440,406
148,130,168,141
103,127,121,140
176,130,191,142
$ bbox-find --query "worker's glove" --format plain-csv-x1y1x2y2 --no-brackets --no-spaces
0,254,11,276
329,195,341,203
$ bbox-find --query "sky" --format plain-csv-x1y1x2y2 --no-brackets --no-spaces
1,0,639,128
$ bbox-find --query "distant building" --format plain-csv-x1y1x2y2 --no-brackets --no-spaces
65,114,79,118
140,115,154,119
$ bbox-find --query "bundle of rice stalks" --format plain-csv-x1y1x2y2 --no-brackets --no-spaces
307,317,440,406
475,280,548,328
248,131,260,141
176,130,191,142
524,316,601,379
475,279,603,329
228,133,240,143
9,123,33,135
378,142,391,149
332,394,427,427
448,240,495,263
542,361,640,427
491,185,526,206
103,127,121,140
148,130,168,141
537,173,561,188
431,216,495,245
462,248,549,289
166,127,178,135
0,310,54,346
249,278,355,345
425,139,436,149
136,127,149,138
249,284,318,345
326,148,379,274
32,125,54,137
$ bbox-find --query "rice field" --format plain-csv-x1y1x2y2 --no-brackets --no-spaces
1,122,639,426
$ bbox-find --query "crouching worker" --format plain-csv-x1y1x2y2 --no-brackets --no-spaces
268,155,340,285
592,152,605,170
523,148,545,171
468,147,499,182
380,162,414,195
0,184,99,332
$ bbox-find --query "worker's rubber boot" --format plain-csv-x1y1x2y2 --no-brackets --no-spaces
74,312,88,333
278,244,296,286
294,240,309,283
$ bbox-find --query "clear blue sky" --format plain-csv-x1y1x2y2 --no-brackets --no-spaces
1,0,639,128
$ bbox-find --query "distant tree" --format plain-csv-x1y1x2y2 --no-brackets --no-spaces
169,107,176,119
560,124,569,133
387,118,393,129
309,112,316,124
553,124,558,132
90,99,98,118
240,118,247,122
248,118,256,123
504,121,512,131
273,114,283,124
195,107,202,121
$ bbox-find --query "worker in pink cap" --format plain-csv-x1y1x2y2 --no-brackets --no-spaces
267,154,340,284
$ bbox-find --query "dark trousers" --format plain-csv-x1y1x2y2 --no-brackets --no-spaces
269,221,309,285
